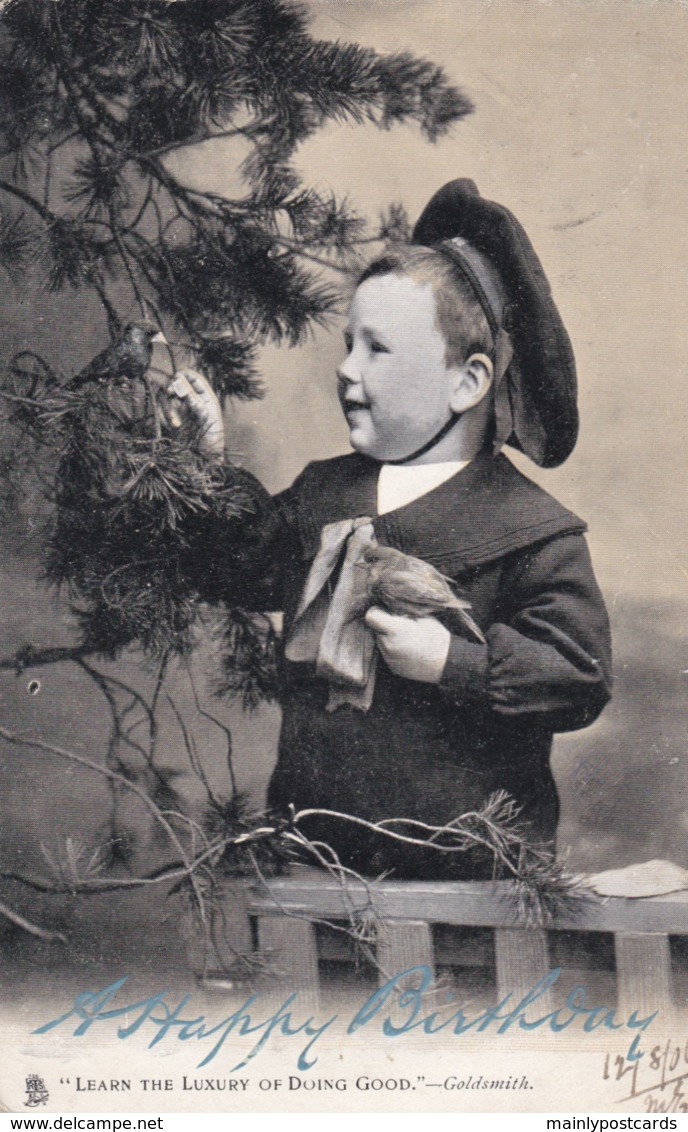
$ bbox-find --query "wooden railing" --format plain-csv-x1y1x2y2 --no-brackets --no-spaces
246,868,688,1021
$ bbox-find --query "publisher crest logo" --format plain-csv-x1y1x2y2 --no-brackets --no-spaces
24,1074,49,1107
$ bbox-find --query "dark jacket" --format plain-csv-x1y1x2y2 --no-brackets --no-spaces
189,449,612,880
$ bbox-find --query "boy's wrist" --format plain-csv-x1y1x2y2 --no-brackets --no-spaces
439,635,489,699
415,619,452,684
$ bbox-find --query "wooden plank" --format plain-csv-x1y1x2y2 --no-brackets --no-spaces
375,920,434,986
614,932,674,1027
248,876,688,934
495,928,554,1015
256,914,320,1014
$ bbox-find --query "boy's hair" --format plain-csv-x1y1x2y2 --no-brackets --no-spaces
357,245,493,367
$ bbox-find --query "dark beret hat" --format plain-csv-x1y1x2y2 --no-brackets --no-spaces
412,178,578,468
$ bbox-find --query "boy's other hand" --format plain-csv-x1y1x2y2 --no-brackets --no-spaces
364,607,451,684
164,369,225,458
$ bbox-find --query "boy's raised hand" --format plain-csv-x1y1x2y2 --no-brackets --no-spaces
364,608,451,684
164,369,225,458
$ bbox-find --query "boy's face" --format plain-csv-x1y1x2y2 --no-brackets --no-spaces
338,274,458,463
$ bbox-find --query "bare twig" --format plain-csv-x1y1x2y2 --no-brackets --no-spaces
0,898,67,944
0,722,206,919
0,178,56,224
164,688,221,810
77,659,131,774
186,661,237,800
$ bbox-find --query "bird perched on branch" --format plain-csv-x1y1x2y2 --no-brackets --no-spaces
65,321,165,389
363,544,486,643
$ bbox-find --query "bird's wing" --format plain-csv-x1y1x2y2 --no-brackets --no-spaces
77,354,110,382
72,344,120,384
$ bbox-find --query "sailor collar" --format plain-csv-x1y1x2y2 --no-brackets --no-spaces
293,449,586,574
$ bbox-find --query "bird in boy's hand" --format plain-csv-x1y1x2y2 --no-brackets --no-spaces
65,321,164,389
363,544,486,643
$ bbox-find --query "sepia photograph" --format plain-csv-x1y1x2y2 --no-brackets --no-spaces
0,0,687,1115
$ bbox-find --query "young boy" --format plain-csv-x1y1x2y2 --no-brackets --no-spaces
169,178,612,880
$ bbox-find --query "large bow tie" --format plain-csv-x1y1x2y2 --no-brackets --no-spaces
285,517,379,712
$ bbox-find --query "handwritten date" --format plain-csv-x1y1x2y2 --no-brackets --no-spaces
605,1038,688,1112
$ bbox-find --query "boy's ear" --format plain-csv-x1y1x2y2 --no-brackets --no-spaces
448,353,494,414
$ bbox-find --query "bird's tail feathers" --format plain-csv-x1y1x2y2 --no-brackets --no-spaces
444,605,487,645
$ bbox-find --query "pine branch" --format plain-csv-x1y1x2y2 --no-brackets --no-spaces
48,5,120,156
0,642,96,672
0,0,485,959
91,279,122,338
0,772,582,954
0,861,200,895
138,125,253,162
124,179,154,233
269,234,357,275
109,215,147,317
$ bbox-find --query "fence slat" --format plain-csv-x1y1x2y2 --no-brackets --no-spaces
495,928,553,1015
614,932,673,1026
183,881,253,978
375,920,435,987
257,914,320,1013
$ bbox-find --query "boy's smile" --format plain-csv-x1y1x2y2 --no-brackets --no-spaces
338,274,462,464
